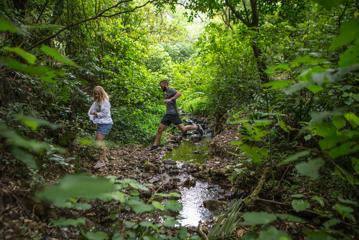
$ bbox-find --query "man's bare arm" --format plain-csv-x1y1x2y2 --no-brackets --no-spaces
171,91,181,101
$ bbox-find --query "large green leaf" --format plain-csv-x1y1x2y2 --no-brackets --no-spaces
331,18,359,49
305,230,335,240
295,158,324,179
263,80,294,90
127,199,154,213
333,203,355,221
257,226,291,240
11,147,37,169
152,201,165,210
329,141,359,159
36,174,117,206
291,199,310,212
312,0,346,9
51,217,86,227
84,231,109,240
352,158,359,174
344,112,359,128
339,40,359,67
0,57,58,82
279,150,310,166
16,115,58,131
276,214,305,223
0,17,19,33
240,144,268,163
242,212,277,225
118,178,149,191
164,200,182,212
99,191,126,203
3,47,37,64
40,45,78,66
163,216,178,227
332,115,346,130
154,192,181,199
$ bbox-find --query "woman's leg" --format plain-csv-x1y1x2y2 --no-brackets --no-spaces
96,132,105,141
95,133,107,167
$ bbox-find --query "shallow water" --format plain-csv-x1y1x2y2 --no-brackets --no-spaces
163,136,223,227
164,138,210,164
178,180,222,226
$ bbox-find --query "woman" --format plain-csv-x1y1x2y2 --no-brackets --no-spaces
88,86,113,168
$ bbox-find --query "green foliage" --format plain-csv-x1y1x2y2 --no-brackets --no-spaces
51,217,86,227
241,212,277,225
295,158,324,179
36,174,194,239
0,17,20,33
36,174,117,206
3,47,37,64
40,45,78,67
291,199,310,212
83,231,109,240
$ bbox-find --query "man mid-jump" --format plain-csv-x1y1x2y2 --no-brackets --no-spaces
151,80,203,150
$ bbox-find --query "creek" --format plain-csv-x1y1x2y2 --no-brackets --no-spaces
162,134,225,227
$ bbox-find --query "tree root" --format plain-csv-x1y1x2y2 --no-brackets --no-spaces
197,221,209,240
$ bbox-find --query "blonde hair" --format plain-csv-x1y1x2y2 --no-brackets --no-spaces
93,86,109,103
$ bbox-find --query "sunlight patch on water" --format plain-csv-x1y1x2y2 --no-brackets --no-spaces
179,180,221,227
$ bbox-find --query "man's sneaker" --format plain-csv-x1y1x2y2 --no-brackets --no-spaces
197,124,204,137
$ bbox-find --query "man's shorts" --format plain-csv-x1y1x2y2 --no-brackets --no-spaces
161,114,182,126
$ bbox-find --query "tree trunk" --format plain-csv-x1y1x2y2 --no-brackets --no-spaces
251,40,269,83
50,0,65,24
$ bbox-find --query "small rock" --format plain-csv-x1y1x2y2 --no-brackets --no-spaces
93,161,106,169
163,160,177,165
182,177,196,188
203,199,227,212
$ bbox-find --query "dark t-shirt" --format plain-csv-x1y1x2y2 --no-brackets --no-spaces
165,88,178,115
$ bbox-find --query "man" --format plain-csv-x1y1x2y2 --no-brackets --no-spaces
151,80,203,150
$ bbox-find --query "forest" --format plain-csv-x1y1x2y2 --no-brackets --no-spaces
1,0,359,239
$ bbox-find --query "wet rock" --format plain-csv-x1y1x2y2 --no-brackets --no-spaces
192,150,203,154
144,161,157,171
193,170,209,179
140,189,152,199
188,164,199,173
203,199,227,212
168,169,180,175
163,160,176,165
172,177,181,183
182,177,196,188
190,134,202,142
208,169,227,180
163,179,178,190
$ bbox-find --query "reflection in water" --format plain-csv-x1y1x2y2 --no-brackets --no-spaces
179,180,220,227
164,138,210,164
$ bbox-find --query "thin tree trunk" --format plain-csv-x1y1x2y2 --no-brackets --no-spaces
251,40,269,83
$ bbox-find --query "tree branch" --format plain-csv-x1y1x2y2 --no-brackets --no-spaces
35,0,50,24
241,0,251,24
27,0,147,50
249,0,258,27
224,0,250,26
102,0,153,18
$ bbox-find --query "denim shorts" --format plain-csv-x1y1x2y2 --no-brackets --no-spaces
96,124,112,135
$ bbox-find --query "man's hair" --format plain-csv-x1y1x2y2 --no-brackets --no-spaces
160,80,169,85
